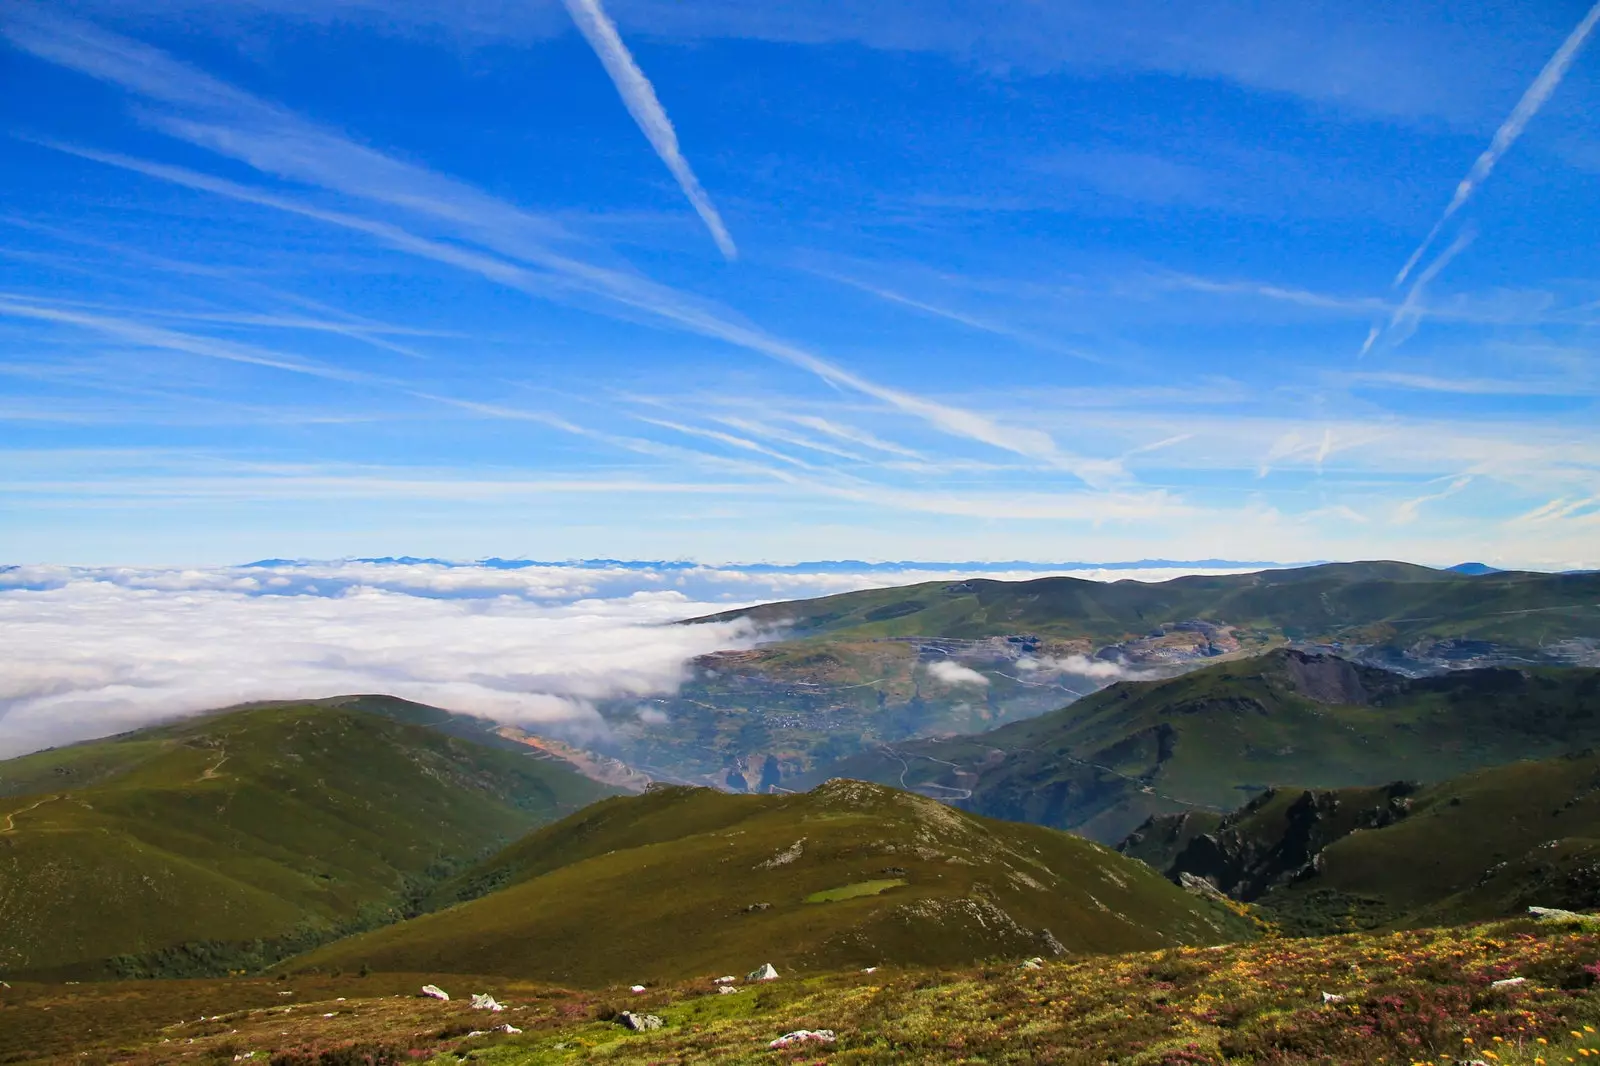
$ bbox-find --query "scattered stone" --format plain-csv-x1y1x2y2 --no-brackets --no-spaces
1490,977,1527,989
630,985,647,993
713,976,737,984
748,963,780,981
499,1023,522,1034
743,902,772,913
1018,957,1044,970
1529,906,1594,922
1038,928,1068,957
420,985,450,1001
618,1011,663,1031
769,1029,836,1049
756,839,806,869
861,966,879,974
470,993,505,1012
881,867,908,876
465,1030,487,1038
717,986,741,995
322,1013,337,1018
1322,992,1346,1004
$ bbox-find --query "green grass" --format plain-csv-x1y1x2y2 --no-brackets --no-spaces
805,879,906,903
688,561,1600,651
287,780,1252,986
12,918,1600,1065
803,648,1600,843
0,704,617,980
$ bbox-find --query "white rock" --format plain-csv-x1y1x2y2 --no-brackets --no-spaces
1490,977,1527,989
420,985,450,1001
470,993,505,1012
748,963,779,981
631,984,647,993
618,1011,663,1031
862,966,878,974
769,1029,836,1049
713,976,737,984
717,986,741,995
1322,992,1346,1004
1018,957,1044,970
500,1023,522,1034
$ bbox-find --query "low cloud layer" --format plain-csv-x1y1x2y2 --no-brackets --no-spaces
924,660,990,687
0,559,1262,758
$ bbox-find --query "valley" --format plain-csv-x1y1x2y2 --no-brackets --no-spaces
578,563,1600,794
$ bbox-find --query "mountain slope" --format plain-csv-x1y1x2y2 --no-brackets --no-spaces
1131,751,1600,934
290,779,1253,985
800,650,1600,842
688,561,1600,662
0,704,617,980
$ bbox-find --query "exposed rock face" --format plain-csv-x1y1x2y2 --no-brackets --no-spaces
618,1012,663,1031
1281,650,1373,705
1165,782,1417,901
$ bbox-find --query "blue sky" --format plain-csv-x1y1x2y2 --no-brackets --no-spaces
2,0,1598,568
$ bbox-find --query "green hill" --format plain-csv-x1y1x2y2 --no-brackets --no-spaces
800,649,1600,842
1130,750,1600,935
0,703,617,980
688,561,1600,659
289,779,1252,986
604,563,1600,793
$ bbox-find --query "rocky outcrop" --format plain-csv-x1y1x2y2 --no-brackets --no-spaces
1164,782,1417,901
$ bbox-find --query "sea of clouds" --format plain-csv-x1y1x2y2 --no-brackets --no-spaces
0,558,1269,758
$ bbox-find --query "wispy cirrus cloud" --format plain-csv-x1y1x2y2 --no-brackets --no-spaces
561,0,736,259
4,11,1110,484
1393,0,1600,288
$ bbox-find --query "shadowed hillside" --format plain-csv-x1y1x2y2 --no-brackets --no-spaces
0,704,617,980
1125,750,1600,935
799,649,1600,842
290,779,1253,985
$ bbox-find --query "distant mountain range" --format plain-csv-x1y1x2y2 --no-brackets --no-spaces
599,561,1600,792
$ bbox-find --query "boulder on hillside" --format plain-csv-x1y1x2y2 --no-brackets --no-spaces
747,963,779,981
420,984,449,1001
619,1011,663,1031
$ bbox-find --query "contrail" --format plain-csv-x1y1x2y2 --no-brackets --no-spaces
562,0,738,260
1394,0,1600,286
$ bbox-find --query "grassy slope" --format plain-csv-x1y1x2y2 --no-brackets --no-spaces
13,919,1600,1065
804,650,1600,843
0,705,616,980
1247,752,1600,933
689,561,1600,650
291,780,1251,986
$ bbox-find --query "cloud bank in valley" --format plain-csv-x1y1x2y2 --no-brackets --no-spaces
0,558,1268,758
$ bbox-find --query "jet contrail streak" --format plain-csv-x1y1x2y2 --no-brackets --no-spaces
562,0,738,260
1394,0,1600,286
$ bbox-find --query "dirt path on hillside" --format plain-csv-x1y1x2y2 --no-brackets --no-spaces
1,794,64,833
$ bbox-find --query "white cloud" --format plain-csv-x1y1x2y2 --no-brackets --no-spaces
0,559,1279,758
562,0,737,259
924,660,990,687
1033,653,1133,680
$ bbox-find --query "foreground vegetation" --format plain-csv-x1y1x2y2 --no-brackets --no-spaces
9,917,1600,1064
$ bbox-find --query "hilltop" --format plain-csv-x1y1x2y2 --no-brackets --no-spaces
0,704,617,980
290,779,1252,986
797,649,1600,842
1124,749,1600,935
686,561,1600,662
